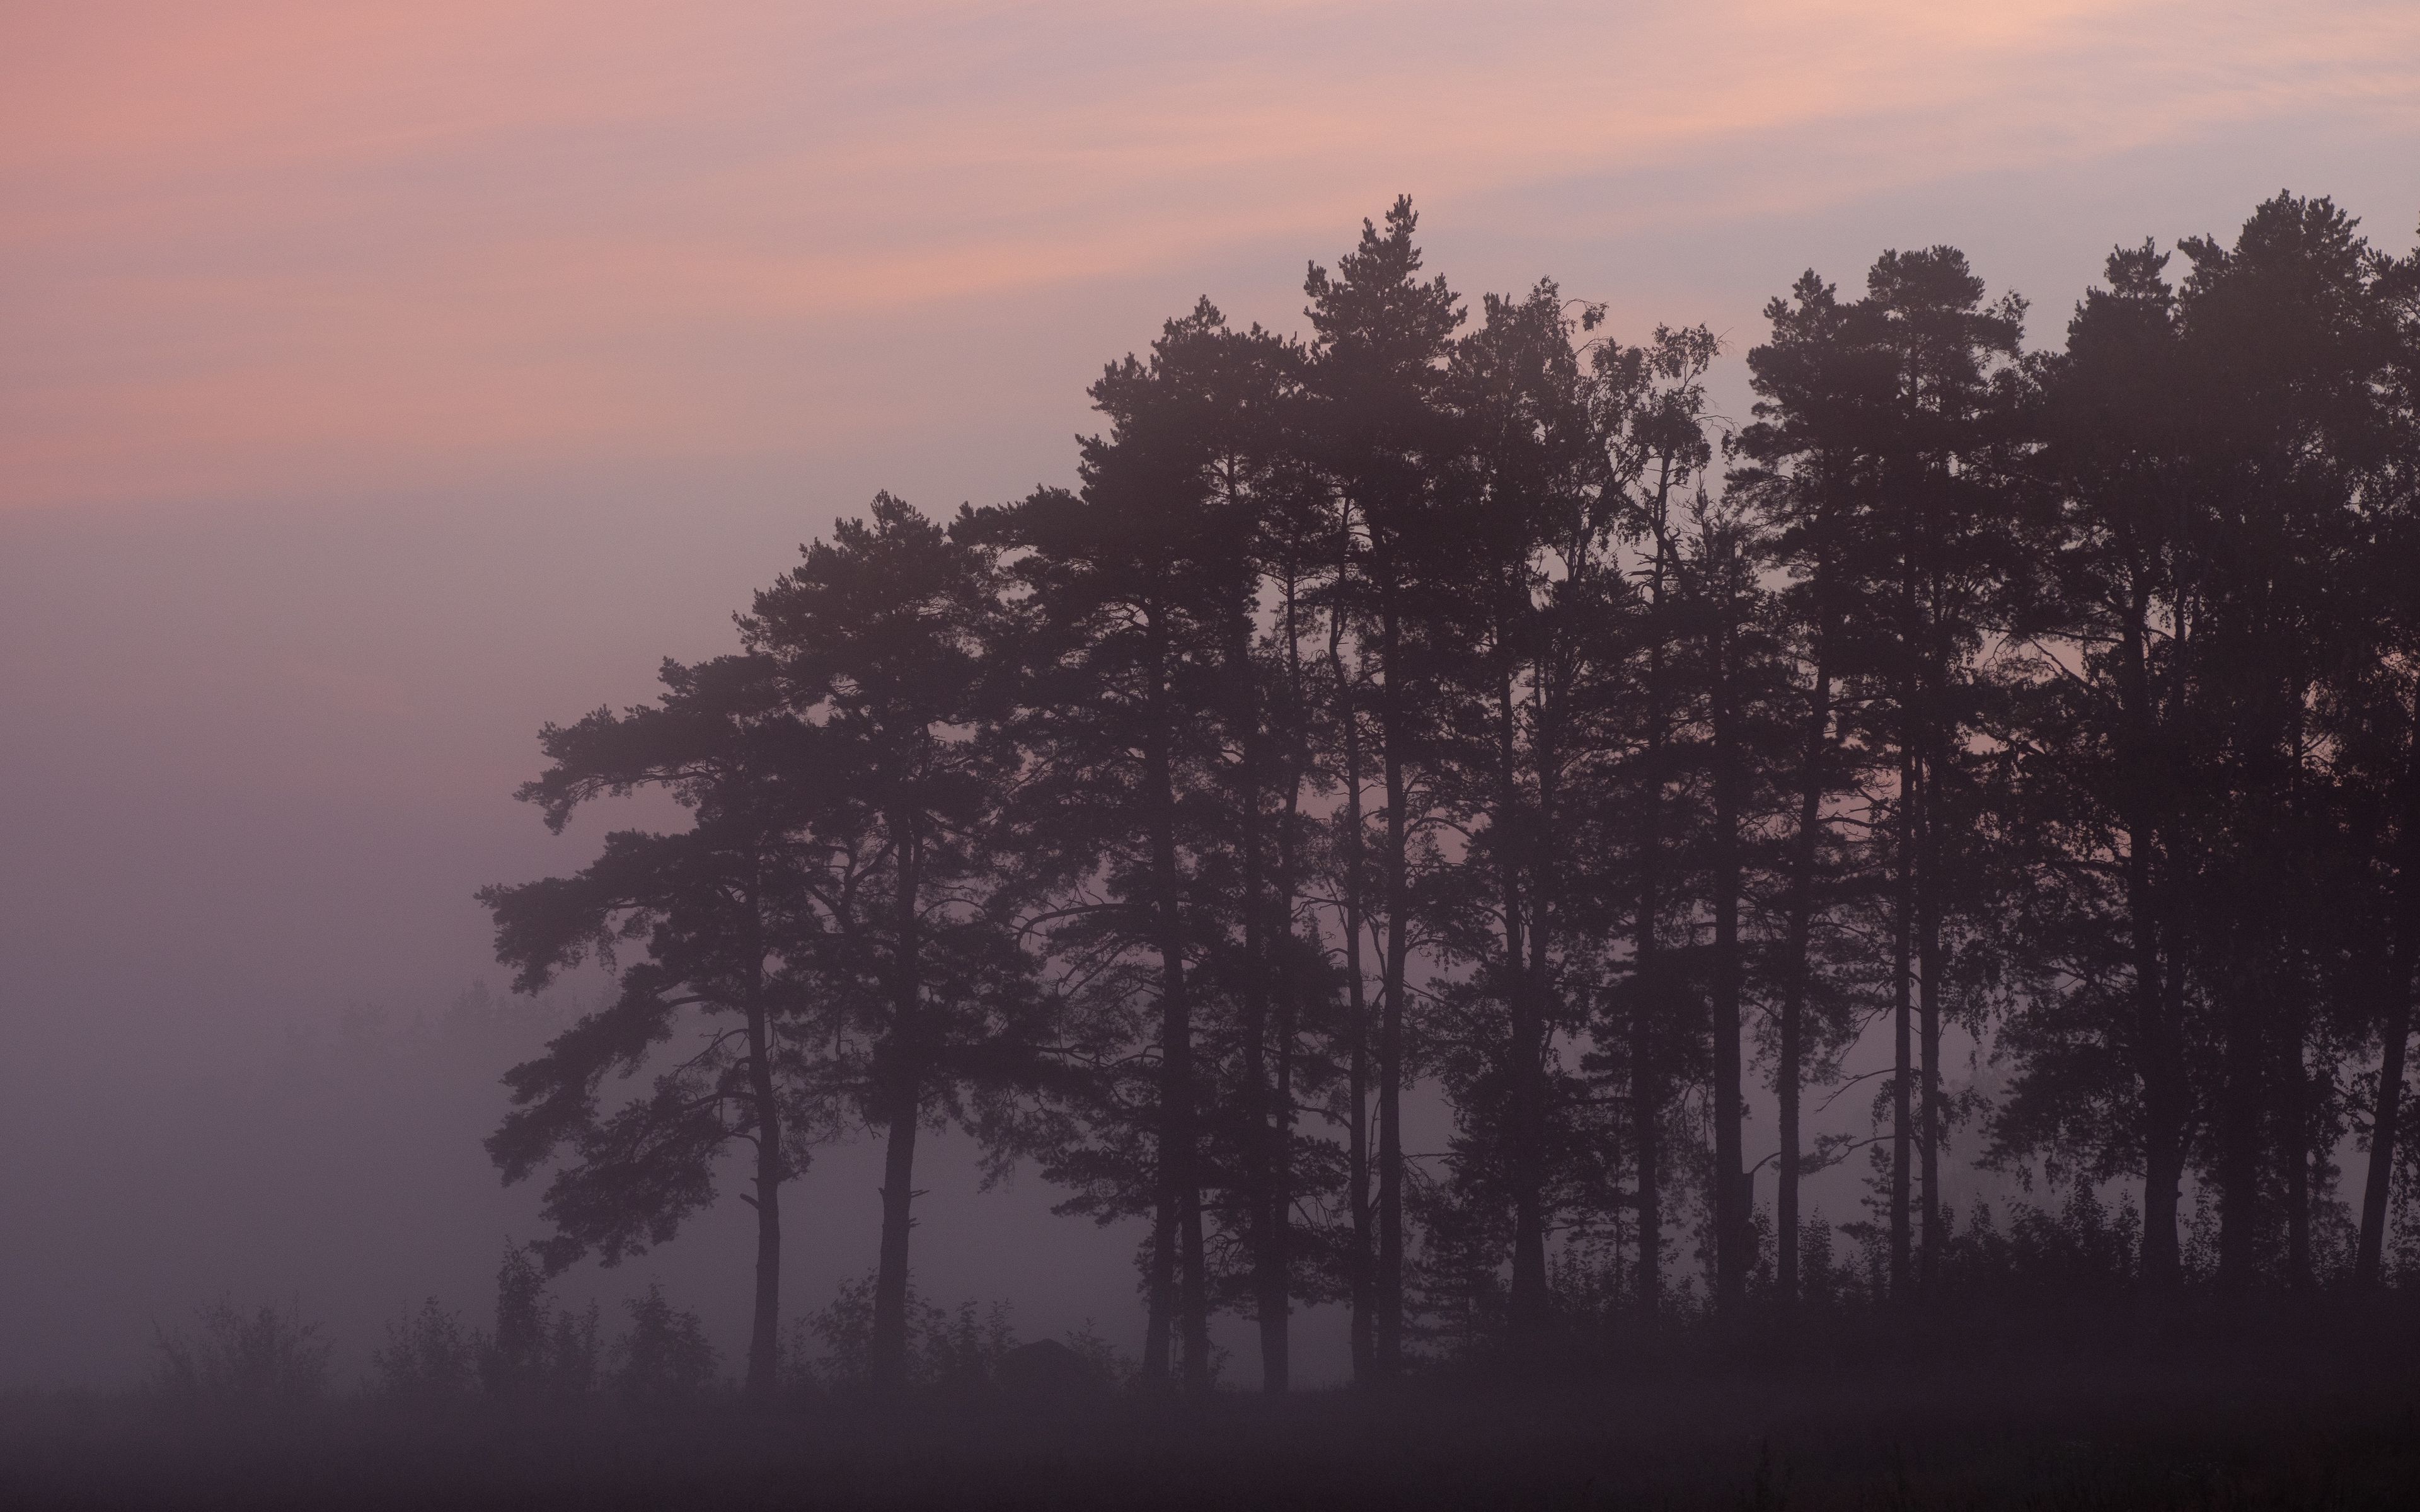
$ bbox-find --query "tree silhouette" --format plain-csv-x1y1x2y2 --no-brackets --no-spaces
477,191,2420,1394
741,492,1039,1395
480,652,829,1396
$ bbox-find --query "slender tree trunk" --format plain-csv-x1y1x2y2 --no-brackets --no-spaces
873,1075,920,1392
2128,827,2187,1292
2356,857,2420,1288
1891,745,1915,1302
1329,539,1376,1383
1144,1192,1175,1383
1143,609,1206,1391
1709,599,1747,1320
1376,592,1409,1373
1916,745,1943,1298
1257,568,1311,1394
2356,980,2411,1289
2216,934,2267,1290
1524,651,1563,1324
744,967,785,1399
1776,639,1832,1317
2281,709,2315,1293
2358,702,2420,1287
1632,505,1673,1319
2118,602,2186,1292
1178,1169,1210,1393
1228,604,1282,1391
871,814,923,1396
1264,866,1298,1394
1500,639,1549,1340
2283,987,2313,1291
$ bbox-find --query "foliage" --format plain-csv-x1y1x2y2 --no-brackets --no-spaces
151,1300,333,1406
610,1283,720,1404
369,1298,479,1402
475,190,2420,1395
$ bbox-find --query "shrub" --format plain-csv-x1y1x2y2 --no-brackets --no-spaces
153,1300,332,1406
611,1283,718,1404
480,1242,601,1399
802,1273,1023,1392
371,1298,479,1402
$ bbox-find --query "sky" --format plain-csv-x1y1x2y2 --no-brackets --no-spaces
3,0,2417,1388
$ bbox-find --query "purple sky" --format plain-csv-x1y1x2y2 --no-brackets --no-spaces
3,1,2416,1387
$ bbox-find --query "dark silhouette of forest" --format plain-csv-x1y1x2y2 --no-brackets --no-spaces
476,190,2420,1394
21,191,2420,1510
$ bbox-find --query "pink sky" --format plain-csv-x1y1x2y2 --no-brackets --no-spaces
1,1,2415,1387
9,1,2417,513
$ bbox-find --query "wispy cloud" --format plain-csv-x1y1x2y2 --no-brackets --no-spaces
5,0,2414,509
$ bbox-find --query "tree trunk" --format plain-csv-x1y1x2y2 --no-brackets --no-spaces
1144,1191,1175,1383
1501,646,1549,1340
2283,992,2312,1292
870,812,923,1396
1776,642,1832,1318
2357,906,2418,1289
872,1071,920,1394
2357,713,2420,1290
1258,569,1312,1394
2116,593,2186,1293
1376,593,1409,1373
1329,547,1376,1384
1632,509,1673,1319
2131,823,2187,1292
1228,604,1284,1392
1709,600,1747,1320
744,971,785,1399
2216,962,2266,1290
1891,745,1915,1302
1141,603,1203,1390
1916,746,1943,1298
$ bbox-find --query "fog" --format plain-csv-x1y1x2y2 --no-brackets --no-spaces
6,21,2420,1505
0,483,2034,1391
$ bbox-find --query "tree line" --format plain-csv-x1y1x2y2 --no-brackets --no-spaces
480,192,2420,1399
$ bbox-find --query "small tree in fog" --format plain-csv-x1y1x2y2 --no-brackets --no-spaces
742,494,1045,1395
481,655,841,1397
804,1271,1020,1392
481,1241,601,1399
152,1300,332,1406
371,1298,478,1402
611,1283,720,1404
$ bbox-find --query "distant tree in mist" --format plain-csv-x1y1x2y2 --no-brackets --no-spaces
611,1283,720,1404
740,493,1047,1395
481,1242,601,1399
370,1298,479,1402
153,1300,333,1406
480,653,835,1397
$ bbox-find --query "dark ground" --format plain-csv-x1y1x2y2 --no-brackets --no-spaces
8,1304,2419,1509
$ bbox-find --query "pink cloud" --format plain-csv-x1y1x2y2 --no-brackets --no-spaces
5,1,2415,512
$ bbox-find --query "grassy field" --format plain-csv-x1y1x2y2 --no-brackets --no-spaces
7,1305,2418,1509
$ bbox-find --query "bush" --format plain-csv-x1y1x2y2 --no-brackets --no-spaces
152,1300,332,1406
480,1242,601,1399
371,1298,479,1402
802,1273,1021,1392
803,1268,1040,1383
611,1283,718,1404
1940,1186,2139,1300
